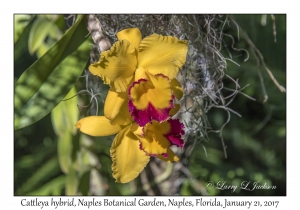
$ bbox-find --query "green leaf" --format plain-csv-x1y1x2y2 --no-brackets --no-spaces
28,16,54,55
16,156,60,195
81,148,99,167
14,14,90,130
66,165,78,195
51,87,79,136
25,176,65,196
14,14,33,43
48,21,63,40
14,17,35,63
57,132,73,174
36,42,50,58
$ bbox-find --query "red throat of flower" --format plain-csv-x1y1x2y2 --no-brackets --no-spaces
128,74,175,127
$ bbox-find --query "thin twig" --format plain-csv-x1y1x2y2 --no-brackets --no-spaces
246,42,269,103
232,16,286,93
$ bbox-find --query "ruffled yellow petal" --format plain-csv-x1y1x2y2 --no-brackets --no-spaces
76,116,122,136
138,34,188,79
169,103,180,116
117,28,142,49
171,78,184,100
110,126,150,183
89,40,137,92
156,148,180,162
104,89,132,125
139,121,171,155
130,73,172,110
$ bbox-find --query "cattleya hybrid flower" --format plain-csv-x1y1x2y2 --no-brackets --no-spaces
76,28,188,183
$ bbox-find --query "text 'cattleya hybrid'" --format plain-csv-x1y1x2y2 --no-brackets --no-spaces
76,28,188,183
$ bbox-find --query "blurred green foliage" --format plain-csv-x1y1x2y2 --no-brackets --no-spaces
182,14,286,196
14,14,286,196
14,14,91,130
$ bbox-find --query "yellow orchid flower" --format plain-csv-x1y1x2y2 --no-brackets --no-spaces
90,28,187,126
75,28,188,183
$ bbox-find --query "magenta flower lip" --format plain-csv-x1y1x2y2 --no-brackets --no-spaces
128,76,175,127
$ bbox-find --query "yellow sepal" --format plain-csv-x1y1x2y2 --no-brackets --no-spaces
76,116,122,136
